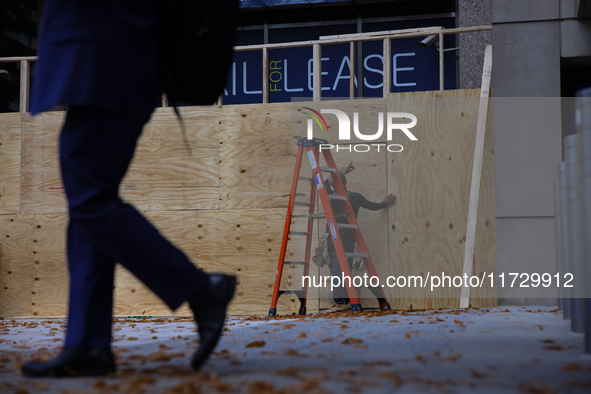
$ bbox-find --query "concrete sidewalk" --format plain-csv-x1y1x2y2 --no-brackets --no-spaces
1,306,590,393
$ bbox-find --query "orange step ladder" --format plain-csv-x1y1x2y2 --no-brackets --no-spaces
268,137,392,316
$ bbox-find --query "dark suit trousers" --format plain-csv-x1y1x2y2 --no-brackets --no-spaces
59,105,208,348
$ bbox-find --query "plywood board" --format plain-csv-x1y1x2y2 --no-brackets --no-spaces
386,90,496,310
0,209,298,317
0,213,69,317
20,109,221,214
0,114,21,215
0,113,22,215
219,104,293,210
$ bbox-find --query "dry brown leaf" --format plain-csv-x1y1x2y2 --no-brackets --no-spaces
282,348,304,357
543,345,566,351
375,371,403,385
562,363,581,372
246,340,266,348
298,332,307,338
147,351,171,362
518,383,555,394
165,381,201,394
246,381,282,394
341,338,363,345
276,367,302,376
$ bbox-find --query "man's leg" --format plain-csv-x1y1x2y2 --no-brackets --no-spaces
64,221,115,348
59,105,208,342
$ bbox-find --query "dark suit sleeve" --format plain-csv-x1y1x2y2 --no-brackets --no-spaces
349,192,387,211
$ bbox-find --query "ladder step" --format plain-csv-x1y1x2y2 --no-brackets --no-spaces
284,260,307,265
292,213,326,219
337,223,358,229
328,195,347,201
320,166,338,173
293,202,313,207
289,231,311,236
278,289,305,298
298,177,313,182
346,252,369,258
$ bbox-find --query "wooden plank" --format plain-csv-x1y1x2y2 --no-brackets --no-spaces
20,60,29,113
439,32,444,92
320,26,442,41
383,38,391,97
262,48,269,104
349,42,355,99
460,45,493,308
386,89,496,310
467,91,496,308
20,107,221,214
313,44,321,101
0,113,22,214
233,26,492,52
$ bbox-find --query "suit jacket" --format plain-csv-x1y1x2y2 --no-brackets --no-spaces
31,0,162,115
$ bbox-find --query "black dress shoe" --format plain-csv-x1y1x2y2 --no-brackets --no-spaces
189,273,237,370
21,347,116,377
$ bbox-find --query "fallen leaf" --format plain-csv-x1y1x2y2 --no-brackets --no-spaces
562,363,581,372
543,345,566,351
375,371,403,385
246,381,280,394
165,381,201,394
342,338,363,345
276,367,301,376
246,340,266,348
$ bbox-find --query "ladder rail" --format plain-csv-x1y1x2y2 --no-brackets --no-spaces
299,172,317,314
269,147,304,312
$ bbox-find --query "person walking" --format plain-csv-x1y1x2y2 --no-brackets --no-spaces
21,0,235,377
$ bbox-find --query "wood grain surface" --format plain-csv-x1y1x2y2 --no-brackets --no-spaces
0,91,496,317
0,113,22,215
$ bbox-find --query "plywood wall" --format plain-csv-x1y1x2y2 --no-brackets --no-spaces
0,106,299,318
0,90,496,317
386,90,496,309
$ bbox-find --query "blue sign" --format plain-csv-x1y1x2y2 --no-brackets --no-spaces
223,18,456,104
